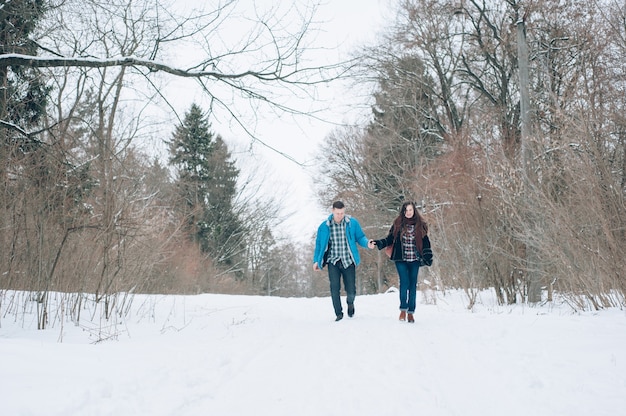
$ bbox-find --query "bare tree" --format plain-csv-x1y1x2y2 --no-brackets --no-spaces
1,0,347,142
1,0,348,329
320,0,626,308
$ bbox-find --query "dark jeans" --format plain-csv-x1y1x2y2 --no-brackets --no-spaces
328,261,356,316
395,260,420,313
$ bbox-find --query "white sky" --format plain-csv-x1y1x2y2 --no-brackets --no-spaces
150,0,391,244
245,0,390,243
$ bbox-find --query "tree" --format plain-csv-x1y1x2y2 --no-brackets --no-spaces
390,0,468,140
0,0,50,195
168,103,244,269
0,0,346,329
328,0,626,308
0,0,346,151
365,53,443,207
0,0,49,135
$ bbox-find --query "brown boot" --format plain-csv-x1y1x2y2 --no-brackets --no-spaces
407,313,415,323
399,311,406,321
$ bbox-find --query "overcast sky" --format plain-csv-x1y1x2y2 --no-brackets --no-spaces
251,0,389,242
152,0,391,244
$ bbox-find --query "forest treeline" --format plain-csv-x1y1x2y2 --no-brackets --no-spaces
1,0,624,329
333,0,626,311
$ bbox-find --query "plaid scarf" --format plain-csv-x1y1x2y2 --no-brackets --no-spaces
401,224,419,262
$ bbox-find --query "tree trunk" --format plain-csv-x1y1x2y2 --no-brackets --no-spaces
517,15,541,304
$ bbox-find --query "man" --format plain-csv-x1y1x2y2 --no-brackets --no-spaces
313,201,371,321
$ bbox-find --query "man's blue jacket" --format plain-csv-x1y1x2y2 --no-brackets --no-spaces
313,214,369,269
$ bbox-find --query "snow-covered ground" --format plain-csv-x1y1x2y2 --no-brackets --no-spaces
1,289,625,416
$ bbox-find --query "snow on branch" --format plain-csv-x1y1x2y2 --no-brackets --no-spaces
0,53,269,79
0,53,344,84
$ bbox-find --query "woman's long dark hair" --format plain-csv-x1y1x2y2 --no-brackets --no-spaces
392,201,428,244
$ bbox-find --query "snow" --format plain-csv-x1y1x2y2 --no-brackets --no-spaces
1,290,625,416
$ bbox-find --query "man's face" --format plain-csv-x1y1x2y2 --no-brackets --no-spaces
332,207,345,224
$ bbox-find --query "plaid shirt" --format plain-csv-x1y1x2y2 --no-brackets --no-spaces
401,224,419,262
327,218,354,267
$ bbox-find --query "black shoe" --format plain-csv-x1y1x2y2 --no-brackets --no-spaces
347,304,355,317
335,313,344,321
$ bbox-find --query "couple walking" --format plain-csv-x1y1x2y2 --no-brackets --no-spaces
313,201,432,322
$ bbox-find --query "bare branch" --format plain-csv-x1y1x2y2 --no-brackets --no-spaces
0,53,326,82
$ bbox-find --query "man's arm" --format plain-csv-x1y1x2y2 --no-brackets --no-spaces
353,218,370,248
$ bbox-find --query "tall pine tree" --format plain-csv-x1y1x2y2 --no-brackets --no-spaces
0,0,50,176
0,0,49,128
168,103,244,269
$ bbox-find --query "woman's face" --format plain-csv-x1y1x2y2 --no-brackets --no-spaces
404,204,415,219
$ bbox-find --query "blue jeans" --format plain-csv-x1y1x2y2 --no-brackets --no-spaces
328,261,356,316
395,261,420,313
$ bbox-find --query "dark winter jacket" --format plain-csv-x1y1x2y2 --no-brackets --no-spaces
374,223,433,266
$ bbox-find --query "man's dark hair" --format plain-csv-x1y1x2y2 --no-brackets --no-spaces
332,201,345,209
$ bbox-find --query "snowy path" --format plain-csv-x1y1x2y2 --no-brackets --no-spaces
1,291,625,415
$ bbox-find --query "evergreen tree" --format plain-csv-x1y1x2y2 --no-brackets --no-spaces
0,0,50,174
363,54,442,209
168,103,244,268
0,0,49,129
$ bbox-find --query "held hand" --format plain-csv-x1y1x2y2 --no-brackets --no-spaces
368,240,376,249
313,262,321,271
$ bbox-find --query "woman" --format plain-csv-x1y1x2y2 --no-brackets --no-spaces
369,201,429,323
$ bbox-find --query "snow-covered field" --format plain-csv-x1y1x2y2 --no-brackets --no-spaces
1,289,625,416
